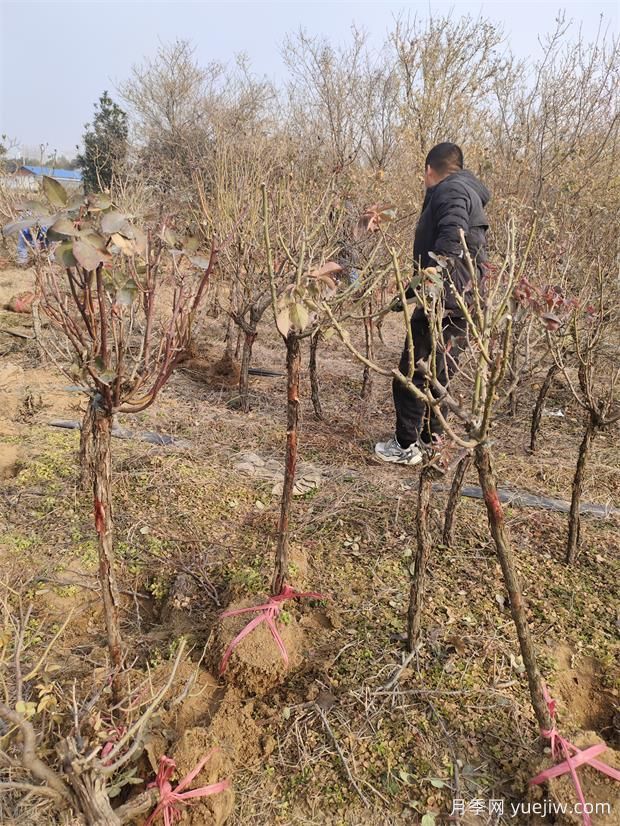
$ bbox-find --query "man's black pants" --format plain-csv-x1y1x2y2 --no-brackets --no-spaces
393,309,466,448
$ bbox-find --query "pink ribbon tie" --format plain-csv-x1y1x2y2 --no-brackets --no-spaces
219,585,324,676
529,685,620,826
144,752,230,826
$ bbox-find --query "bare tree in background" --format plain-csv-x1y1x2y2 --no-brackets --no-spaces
283,28,367,173
390,14,507,156
547,272,620,564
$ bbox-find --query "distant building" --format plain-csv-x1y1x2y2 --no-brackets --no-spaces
2,165,83,192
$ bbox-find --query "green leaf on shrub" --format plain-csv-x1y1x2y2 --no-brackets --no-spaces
49,217,77,237
73,239,104,271
276,305,290,337
101,211,129,235
290,302,309,332
67,194,85,211
55,240,78,267
81,230,108,251
42,175,68,207
87,193,112,211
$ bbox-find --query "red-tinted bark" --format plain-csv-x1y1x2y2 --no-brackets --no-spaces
272,334,301,595
474,443,551,731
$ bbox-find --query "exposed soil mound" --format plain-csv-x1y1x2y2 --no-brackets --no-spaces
172,730,236,826
552,646,619,745
162,661,223,733
0,444,20,479
217,597,303,695
542,732,620,825
0,360,80,432
207,689,263,766
5,291,35,313
170,690,263,825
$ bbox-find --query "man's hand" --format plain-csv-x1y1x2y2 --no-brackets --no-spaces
389,296,404,312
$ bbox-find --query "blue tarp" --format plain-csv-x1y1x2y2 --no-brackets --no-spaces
21,165,82,181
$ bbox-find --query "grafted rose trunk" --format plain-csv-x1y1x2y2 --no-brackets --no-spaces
61,744,121,826
442,453,471,547
90,404,123,702
272,334,301,595
566,416,596,565
59,736,160,824
507,342,519,417
361,307,374,399
529,363,560,452
309,332,322,419
474,443,551,731
407,464,434,651
239,328,256,413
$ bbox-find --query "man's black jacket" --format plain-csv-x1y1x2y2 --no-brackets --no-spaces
408,169,490,311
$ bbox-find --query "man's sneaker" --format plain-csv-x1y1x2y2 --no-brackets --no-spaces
374,437,423,465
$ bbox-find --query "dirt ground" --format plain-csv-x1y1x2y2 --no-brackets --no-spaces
0,262,618,825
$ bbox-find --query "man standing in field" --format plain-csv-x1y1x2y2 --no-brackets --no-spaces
375,142,490,465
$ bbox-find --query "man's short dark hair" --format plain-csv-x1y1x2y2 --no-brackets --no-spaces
425,143,464,175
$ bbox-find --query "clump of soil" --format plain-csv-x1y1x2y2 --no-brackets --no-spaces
170,690,264,825
207,688,263,765
172,730,236,826
540,731,620,825
160,660,223,733
5,291,35,313
216,597,303,695
159,572,202,636
552,646,619,745
0,443,20,479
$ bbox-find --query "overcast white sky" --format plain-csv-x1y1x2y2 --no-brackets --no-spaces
0,0,617,157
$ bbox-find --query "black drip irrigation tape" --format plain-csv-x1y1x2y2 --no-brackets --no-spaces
432,483,619,519
49,420,190,448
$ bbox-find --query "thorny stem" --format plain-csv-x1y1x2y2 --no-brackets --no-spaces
262,184,278,323
91,409,123,704
95,265,109,369
407,464,434,651
309,330,323,418
14,603,32,705
566,414,597,565
442,453,472,547
529,363,560,452
474,444,552,732
361,304,374,399
272,334,301,595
